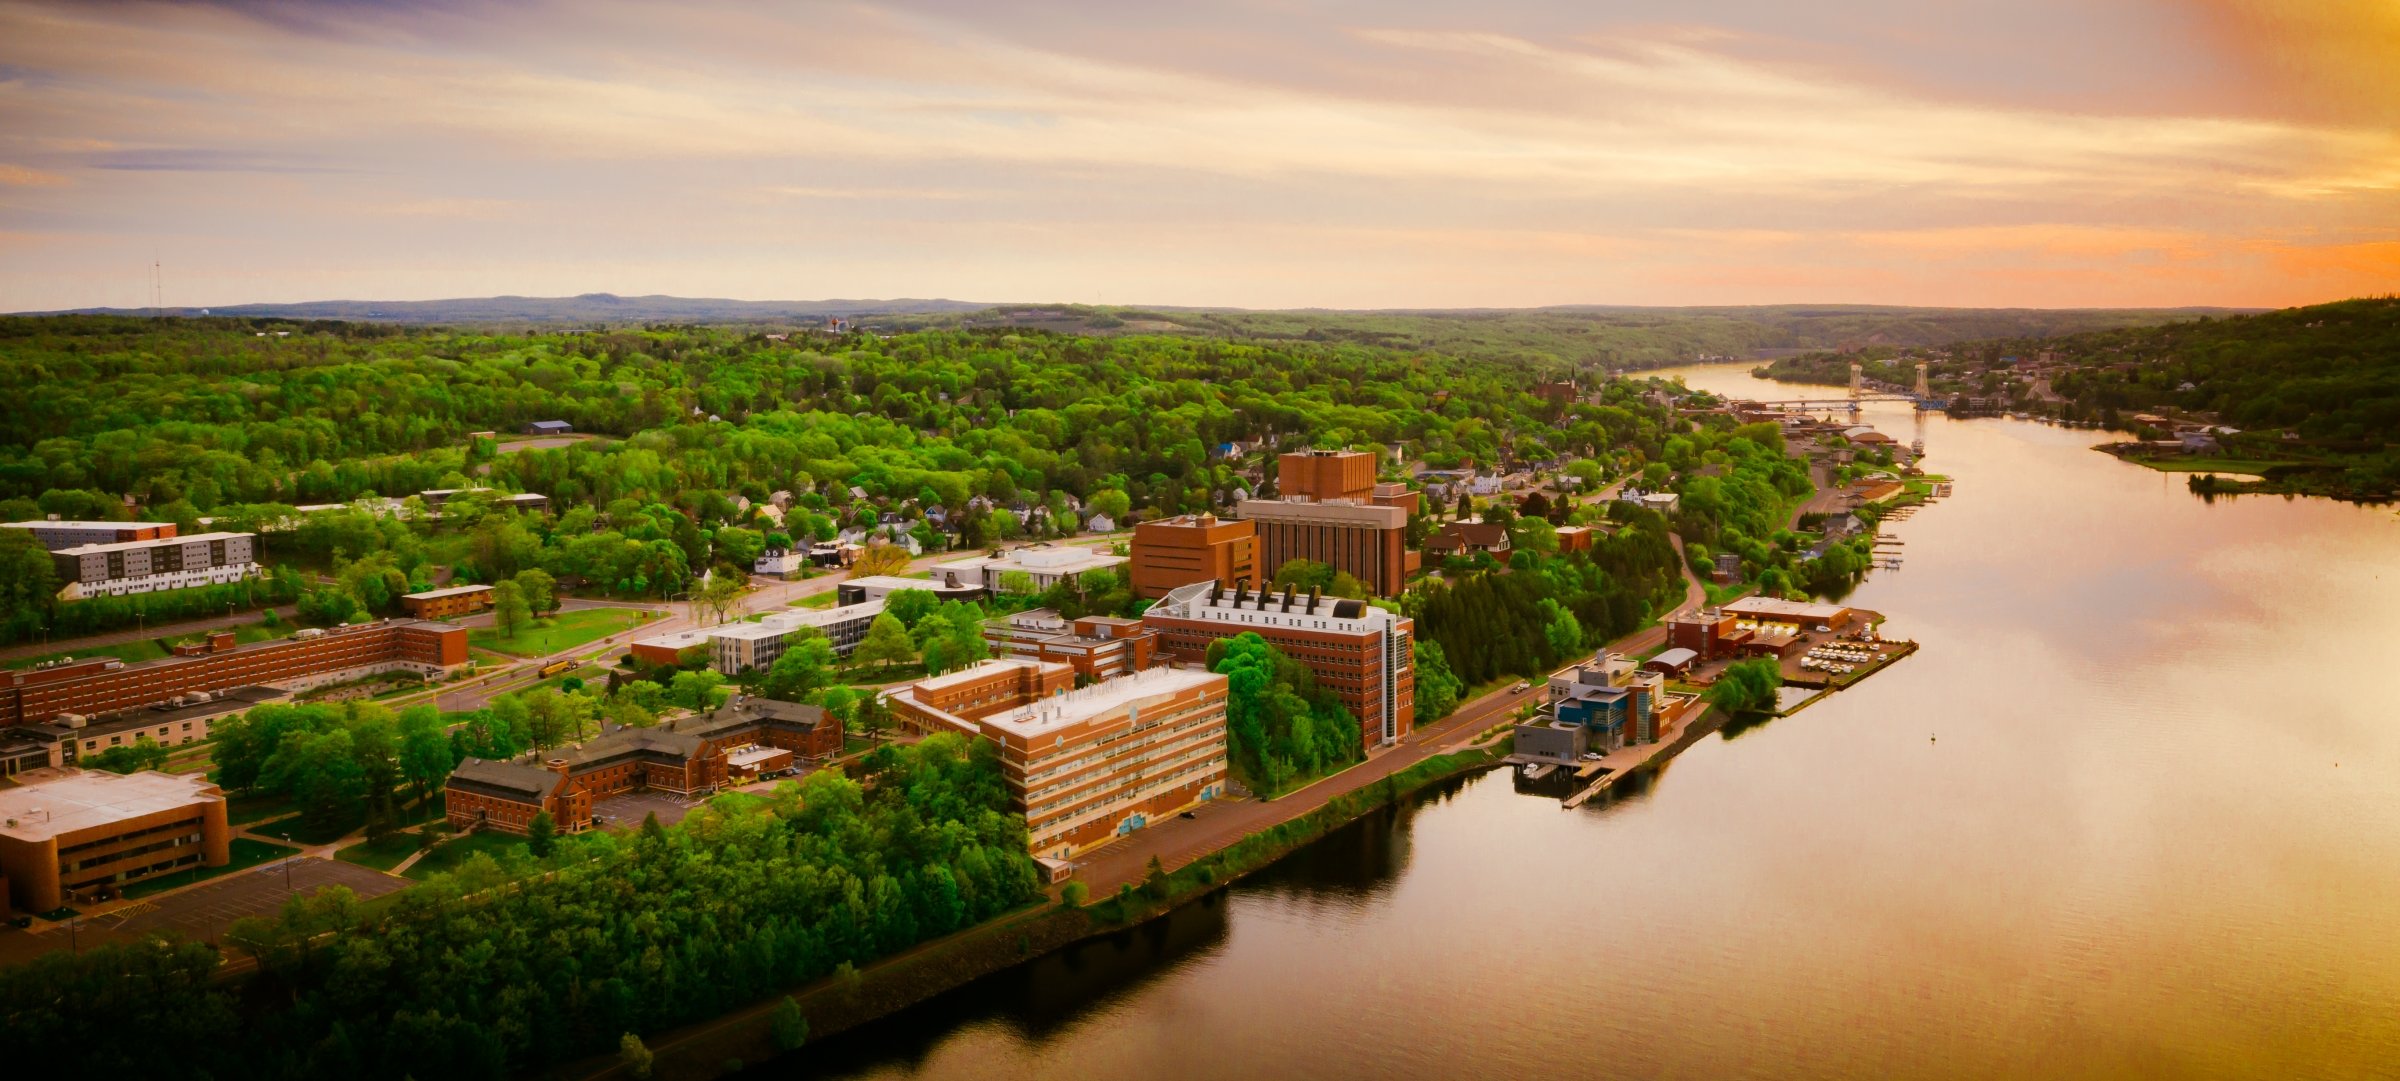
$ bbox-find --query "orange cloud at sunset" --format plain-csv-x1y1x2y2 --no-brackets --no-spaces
0,0,2392,312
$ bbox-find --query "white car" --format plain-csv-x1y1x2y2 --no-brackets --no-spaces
1511,681,1531,694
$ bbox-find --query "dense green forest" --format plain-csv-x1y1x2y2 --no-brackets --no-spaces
0,736,1041,1080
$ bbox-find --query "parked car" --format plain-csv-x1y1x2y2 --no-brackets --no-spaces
1511,681,1531,694
1179,810,1199,819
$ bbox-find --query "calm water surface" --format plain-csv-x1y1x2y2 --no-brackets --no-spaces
762,365,2400,1081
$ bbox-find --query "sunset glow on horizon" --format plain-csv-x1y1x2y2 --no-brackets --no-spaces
2,0,2395,312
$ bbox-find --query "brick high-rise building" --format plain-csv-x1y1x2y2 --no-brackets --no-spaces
1239,497,1413,596
1277,449,1377,502
1141,580,1416,753
1129,513,1257,599
888,659,1228,860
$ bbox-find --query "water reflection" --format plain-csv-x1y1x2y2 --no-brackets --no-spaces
776,363,2400,1081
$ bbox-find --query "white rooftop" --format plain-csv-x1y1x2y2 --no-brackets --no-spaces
55,530,255,556
0,769,220,842
978,666,1221,739
1150,581,1402,634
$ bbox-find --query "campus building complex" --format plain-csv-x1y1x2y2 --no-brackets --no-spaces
0,769,231,913
444,695,840,834
1141,580,1416,753
39,529,261,600
1237,499,1413,597
1127,514,1257,600
983,609,1159,680
887,659,1229,860
627,599,886,673
0,619,468,732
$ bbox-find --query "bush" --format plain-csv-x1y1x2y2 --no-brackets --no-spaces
771,996,808,1052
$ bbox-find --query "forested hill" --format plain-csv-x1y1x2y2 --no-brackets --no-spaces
27,292,989,325
13,293,2228,371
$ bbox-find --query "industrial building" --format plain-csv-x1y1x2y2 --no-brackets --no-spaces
0,769,231,913
887,660,1229,860
1141,579,1416,754
1128,513,1257,599
444,695,839,834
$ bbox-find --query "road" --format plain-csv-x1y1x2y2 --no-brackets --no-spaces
0,604,299,662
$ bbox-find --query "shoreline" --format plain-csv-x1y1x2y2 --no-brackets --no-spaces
568,743,1510,1080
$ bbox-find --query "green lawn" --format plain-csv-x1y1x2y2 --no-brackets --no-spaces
123,837,300,898
225,793,295,826
248,811,361,846
336,832,430,873
402,830,531,881
4,636,170,670
469,607,646,658
791,592,838,609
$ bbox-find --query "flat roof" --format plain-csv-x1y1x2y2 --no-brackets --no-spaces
1722,597,1849,621
978,666,1221,739
910,657,1068,694
55,530,254,556
0,769,220,842
1649,647,1699,667
404,584,492,600
840,574,976,592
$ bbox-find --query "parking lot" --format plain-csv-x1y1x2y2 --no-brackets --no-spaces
593,790,701,830
102,857,409,941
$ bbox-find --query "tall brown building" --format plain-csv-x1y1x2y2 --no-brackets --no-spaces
1142,580,1416,754
1129,513,1257,599
1278,449,1377,501
1239,498,1414,596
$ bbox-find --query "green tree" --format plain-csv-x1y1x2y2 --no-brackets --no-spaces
884,587,939,629
760,632,837,701
85,735,170,774
491,579,531,640
527,810,557,858
1087,488,1132,524
1413,639,1465,721
1060,880,1090,907
771,996,809,1052
669,669,725,711
853,612,916,673
511,567,558,614
397,705,455,807
1707,657,1784,715
619,1033,654,1080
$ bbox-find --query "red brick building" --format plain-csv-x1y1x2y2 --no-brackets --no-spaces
1141,580,1416,753
1239,498,1414,597
1277,449,1377,501
443,695,840,834
889,660,1228,860
1,620,467,728
1128,513,1257,599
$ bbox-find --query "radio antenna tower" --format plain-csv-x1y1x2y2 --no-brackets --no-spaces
151,254,163,318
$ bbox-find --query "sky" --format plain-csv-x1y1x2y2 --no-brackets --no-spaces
1,0,2396,312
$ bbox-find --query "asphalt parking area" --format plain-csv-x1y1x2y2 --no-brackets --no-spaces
105,857,408,940
592,790,701,830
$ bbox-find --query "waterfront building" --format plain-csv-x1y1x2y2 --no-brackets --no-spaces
1546,650,1670,750
400,584,493,620
887,660,1229,860
1128,513,1257,599
1141,580,1415,753
0,769,230,913
983,609,1159,680
1721,597,1855,633
444,695,838,834
44,530,260,600
0,619,468,731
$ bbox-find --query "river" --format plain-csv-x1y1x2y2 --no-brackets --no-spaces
759,363,2400,1081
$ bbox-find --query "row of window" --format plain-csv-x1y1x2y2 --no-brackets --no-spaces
63,831,203,876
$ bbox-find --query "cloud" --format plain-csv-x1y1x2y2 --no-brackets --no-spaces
0,163,67,187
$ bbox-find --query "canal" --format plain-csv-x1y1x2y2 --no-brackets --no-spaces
763,364,2400,1080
